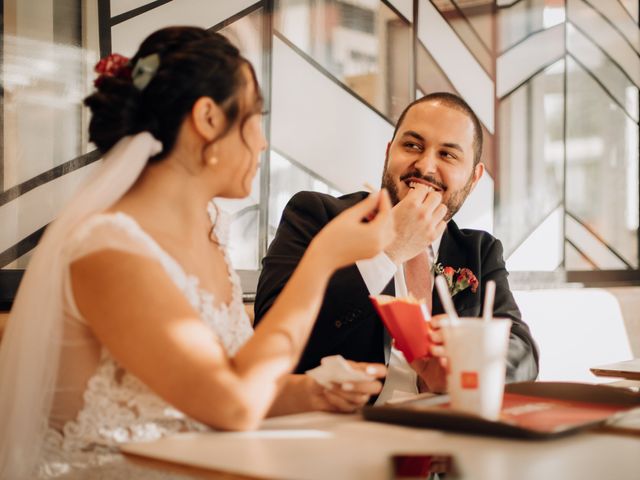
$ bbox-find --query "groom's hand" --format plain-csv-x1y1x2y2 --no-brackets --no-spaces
411,314,448,393
384,184,447,265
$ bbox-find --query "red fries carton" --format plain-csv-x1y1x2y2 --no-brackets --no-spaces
369,295,432,363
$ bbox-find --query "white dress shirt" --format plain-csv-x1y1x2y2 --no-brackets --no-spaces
356,235,443,405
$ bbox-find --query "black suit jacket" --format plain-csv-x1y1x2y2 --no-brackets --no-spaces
254,191,539,382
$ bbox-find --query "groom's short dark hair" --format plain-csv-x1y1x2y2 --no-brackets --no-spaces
392,92,484,166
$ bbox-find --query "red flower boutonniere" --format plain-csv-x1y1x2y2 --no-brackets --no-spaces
432,263,479,297
93,53,132,87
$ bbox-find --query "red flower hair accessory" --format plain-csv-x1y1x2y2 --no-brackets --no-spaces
93,53,132,87
433,263,479,297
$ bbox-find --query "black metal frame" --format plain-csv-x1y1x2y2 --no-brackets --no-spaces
0,0,3,200
0,0,6,310
259,0,274,265
562,9,568,271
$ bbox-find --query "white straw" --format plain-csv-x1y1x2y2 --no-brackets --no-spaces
420,303,431,322
482,280,496,323
435,275,460,325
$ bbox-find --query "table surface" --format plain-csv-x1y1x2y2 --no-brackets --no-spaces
56,409,640,480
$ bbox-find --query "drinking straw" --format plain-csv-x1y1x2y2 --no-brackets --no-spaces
435,275,460,325
420,303,431,322
482,280,496,323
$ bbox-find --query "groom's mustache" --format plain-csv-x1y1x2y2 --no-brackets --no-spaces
399,170,447,192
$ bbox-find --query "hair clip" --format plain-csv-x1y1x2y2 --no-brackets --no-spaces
132,53,160,91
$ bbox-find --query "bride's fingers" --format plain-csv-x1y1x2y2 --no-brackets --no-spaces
346,361,387,379
346,189,392,225
339,380,383,395
322,389,359,412
374,189,392,214
367,190,393,225
344,189,383,220
328,388,370,406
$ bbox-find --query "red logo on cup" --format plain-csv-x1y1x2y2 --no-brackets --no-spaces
461,371,478,389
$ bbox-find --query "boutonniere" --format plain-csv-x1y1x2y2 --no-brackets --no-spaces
432,263,479,297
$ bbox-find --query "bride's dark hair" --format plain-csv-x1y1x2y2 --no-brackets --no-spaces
84,27,261,158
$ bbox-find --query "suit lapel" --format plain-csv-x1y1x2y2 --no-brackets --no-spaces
381,277,395,364
431,222,470,316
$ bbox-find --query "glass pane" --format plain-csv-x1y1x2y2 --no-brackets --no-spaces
219,8,263,87
111,0,150,17
111,1,261,56
416,43,456,95
2,0,91,189
567,23,639,122
217,7,264,270
268,149,342,243
1,0,97,270
269,33,393,195
275,0,412,122
480,123,496,178
454,0,494,50
416,43,496,186
215,169,262,270
498,0,565,53
0,4,266,272
565,212,628,270
586,0,640,54
565,240,595,271
619,0,639,23
431,0,493,77
215,195,261,271
496,60,565,264
565,57,639,269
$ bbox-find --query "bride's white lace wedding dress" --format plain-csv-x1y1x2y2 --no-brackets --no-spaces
40,204,253,478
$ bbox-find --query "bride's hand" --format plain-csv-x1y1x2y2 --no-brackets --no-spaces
310,190,395,270
307,362,386,413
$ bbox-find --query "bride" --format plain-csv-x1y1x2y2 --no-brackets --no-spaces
0,27,394,478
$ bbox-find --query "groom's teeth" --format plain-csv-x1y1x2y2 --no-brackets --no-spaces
408,181,436,192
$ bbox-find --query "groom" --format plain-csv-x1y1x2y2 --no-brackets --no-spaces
254,93,539,400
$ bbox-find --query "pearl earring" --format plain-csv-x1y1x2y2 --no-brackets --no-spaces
207,156,218,166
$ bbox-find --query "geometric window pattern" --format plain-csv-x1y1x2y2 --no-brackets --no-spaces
1,0,639,306
497,0,640,278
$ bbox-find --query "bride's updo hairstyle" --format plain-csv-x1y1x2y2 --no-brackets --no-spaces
84,26,260,159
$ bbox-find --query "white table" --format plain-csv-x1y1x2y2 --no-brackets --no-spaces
120,411,640,480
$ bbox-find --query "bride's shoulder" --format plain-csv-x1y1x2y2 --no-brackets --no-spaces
71,211,146,244
65,212,156,262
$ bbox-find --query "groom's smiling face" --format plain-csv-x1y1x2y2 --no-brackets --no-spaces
381,100,484,221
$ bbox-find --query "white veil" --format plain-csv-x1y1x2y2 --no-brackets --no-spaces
0,132,162,479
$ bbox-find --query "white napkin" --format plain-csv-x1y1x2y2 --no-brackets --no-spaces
305,355,374,388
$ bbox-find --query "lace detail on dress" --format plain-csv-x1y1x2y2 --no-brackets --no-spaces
41,201,253,477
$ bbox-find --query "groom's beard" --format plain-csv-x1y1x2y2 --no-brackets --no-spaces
443,173,475,221
381,165,475,222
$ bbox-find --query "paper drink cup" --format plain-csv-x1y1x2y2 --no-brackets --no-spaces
442,318,511,420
